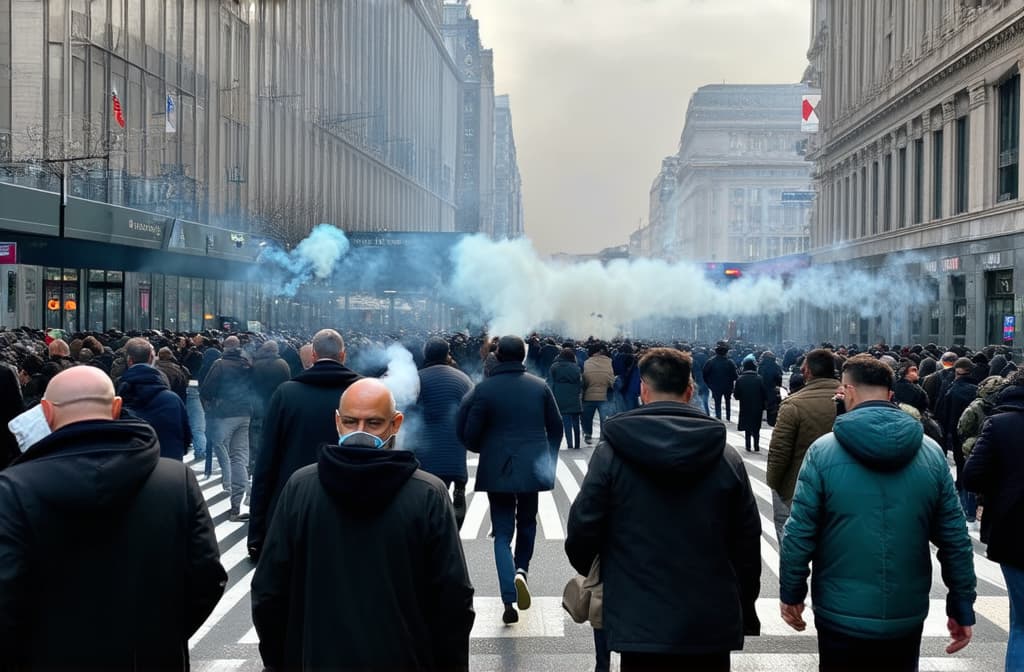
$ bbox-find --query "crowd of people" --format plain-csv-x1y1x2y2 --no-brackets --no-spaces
0,324,1021,672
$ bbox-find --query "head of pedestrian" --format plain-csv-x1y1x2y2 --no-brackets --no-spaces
801,348,836,382
559,347,576,362
940,351,958,369
898,361,919,383
311,328,346,364
838,354,894,412
40,366,123,432
223,335,241,351
953,358,974,378
423,337,451,366
125,337,155,367
335,378,403,450
742,359,756,372
714,343,729,357
496,335,526,363
638,347,694,405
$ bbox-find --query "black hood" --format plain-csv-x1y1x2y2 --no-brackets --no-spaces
9,419,159,511
117,364,171,407
318,441,419,510
293,359,363,389
995,384,1024,412
601,401,726,478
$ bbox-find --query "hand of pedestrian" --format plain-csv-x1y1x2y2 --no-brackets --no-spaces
946,618,972,654
780,602,806,632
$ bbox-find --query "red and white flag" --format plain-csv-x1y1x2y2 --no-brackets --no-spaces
111,88,126,128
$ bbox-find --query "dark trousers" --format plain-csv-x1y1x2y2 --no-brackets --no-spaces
816,621,923,672
711,391,732,421
440,478,467,530
562,413,581,449
487,492,538,605
744,429,760,451
594,629,610,672
620,651,729,672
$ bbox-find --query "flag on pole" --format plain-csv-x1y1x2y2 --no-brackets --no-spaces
166,94,176,134
111,89,126,128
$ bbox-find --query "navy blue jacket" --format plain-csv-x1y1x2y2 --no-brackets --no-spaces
456,362,563,493
411,363,474,482
117,365,192,461
703,355,738,394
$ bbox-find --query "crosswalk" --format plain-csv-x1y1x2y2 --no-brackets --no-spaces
187,425,1011,672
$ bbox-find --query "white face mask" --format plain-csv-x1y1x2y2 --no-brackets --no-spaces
8,404,53,453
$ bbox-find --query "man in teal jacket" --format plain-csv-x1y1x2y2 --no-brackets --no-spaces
779,354,976,672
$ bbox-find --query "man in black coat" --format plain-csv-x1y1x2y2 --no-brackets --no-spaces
567,348,761,671
247,329,362,560
118,337,192,461
251,378,474,671
0,366,226,669
702,343,739,422
249,340,292,469
936,358,980,521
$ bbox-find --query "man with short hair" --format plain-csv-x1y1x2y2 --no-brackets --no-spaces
0,366,226,668
703,343,738,422
766,348,838,542
780,355,976,671
299,343,315,370
117,337,192,461
247,329,362,560
923,351,959,413
457,335,563,624
252,379,474,671
567,348,761,671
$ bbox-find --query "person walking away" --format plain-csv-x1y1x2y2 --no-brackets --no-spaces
703,343,738,422
567,348,761,672
734,359,767,452
549,347,584,450
155,347,189,403
249,340,292,471
413,337,474,528
962,369,1024,672
691,345,711,415
457,335,563,624
118,337,192,461
780,355,976,672
197,342,222,478
181,334,208,463
923,351,959,414
251,379,474,671
0,366,226,669
935,358,979,522
582,343,615,444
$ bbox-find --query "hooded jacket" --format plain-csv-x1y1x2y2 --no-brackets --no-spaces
200,347,252,418
117,364,192,460
251,347,292,417
247,359,362,555
0,419,226,670
251,442,475,671
565,402,761,655
780,403,977,638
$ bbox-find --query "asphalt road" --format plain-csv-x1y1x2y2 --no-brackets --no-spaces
187,421,1011,672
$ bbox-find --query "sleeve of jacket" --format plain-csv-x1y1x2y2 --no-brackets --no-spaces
766,401,798,493
565,442,613,575
249,388,285,551
962,417,995,493
456,390,484,454
0,478,28,655
199,360,221,405
726,454,762,635
778,443,824,605
251,479,296,671
543,385,564,450
928,446,977,626
425,484,475,671
184,467,228,636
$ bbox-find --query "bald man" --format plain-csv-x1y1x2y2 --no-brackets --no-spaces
252,379,474,671
299,343,315,370
0,366,226,669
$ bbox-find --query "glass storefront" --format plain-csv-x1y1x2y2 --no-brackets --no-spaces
986,269,1014,346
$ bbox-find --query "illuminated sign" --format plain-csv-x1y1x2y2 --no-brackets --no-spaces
1004,316,1015,343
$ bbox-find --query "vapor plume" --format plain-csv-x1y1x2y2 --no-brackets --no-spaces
258,223,351,296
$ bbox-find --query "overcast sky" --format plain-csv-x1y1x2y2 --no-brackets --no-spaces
469,0,812,255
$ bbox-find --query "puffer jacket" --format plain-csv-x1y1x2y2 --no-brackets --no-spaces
780,402,977,639
582,354,615,402
765,377,837,501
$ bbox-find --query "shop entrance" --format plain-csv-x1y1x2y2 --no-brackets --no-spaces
43,268,80,333
986,269,1014,346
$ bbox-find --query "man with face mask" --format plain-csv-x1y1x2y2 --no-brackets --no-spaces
0,366,226,669
252,378,475,672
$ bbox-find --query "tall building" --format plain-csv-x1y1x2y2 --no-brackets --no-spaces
806,0,1024,346
493,94,524,238
648,84,813,263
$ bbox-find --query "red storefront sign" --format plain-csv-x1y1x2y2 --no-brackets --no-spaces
0,243,16,264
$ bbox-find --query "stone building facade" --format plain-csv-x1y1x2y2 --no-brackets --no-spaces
806,0,1024,347
493,94,524,239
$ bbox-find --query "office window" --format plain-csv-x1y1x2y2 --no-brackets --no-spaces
914,138,924,224
871,160,879,235
933,129,943,219
860,166,867,236
898,146,907,228
883,153,892,232
955,116,969,214
997,74,1020,202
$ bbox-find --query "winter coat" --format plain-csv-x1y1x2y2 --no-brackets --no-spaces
988,355,1008,379
156,359,190,402
196,347,221,385
548,358,583,415
582,354,615,402
182,347,205,381
923,367,955,414
566,402,761,655
935,377,978,451
249,443,476,672
199,348,252,418
456,361,563,493
117,364,192,460
538,344,560,378
733,371,767,432
692,351,709,389
247,359,362,555
702,354,738,394
957,376,1010,456
766,377,837,501
758,357,783,393
0,365,24,470
962,385,1024,570
251,350,292,418
780,402,977,639
893,378,929,415
0,419,227,669
411,363,474,482
787,370,805,394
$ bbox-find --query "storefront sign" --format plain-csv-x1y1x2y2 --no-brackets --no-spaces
940,257,961,272
0,242,17,264
1004,316,1015,343
982,253,1002,267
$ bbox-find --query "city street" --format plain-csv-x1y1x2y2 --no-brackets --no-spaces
186,423,1012,672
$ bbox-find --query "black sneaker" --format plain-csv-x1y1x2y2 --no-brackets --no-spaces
230,508,250,522
514,570,531,610
502,603,519,624
584,436,593,445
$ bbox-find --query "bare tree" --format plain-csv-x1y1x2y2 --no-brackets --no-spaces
251,193,325,250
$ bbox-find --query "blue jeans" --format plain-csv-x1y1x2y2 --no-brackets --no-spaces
582,400,609,440
185,385,206,459
487,492,538,605
1004,563,1024,672
562,413,581,449
209,415,250,508
697,385,710,415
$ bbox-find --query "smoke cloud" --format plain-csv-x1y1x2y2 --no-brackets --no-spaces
380,343,421,410
258,223,351,296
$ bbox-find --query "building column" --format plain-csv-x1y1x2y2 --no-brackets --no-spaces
1019,58,1024,202
968,80,989,212
942,99,956,219
921,112,935,222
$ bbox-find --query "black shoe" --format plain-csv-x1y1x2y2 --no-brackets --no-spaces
746,446,752,453
230,508,250,522
754,446,760,452
514,570,531,610
502,603,519,624
584,436,593,445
